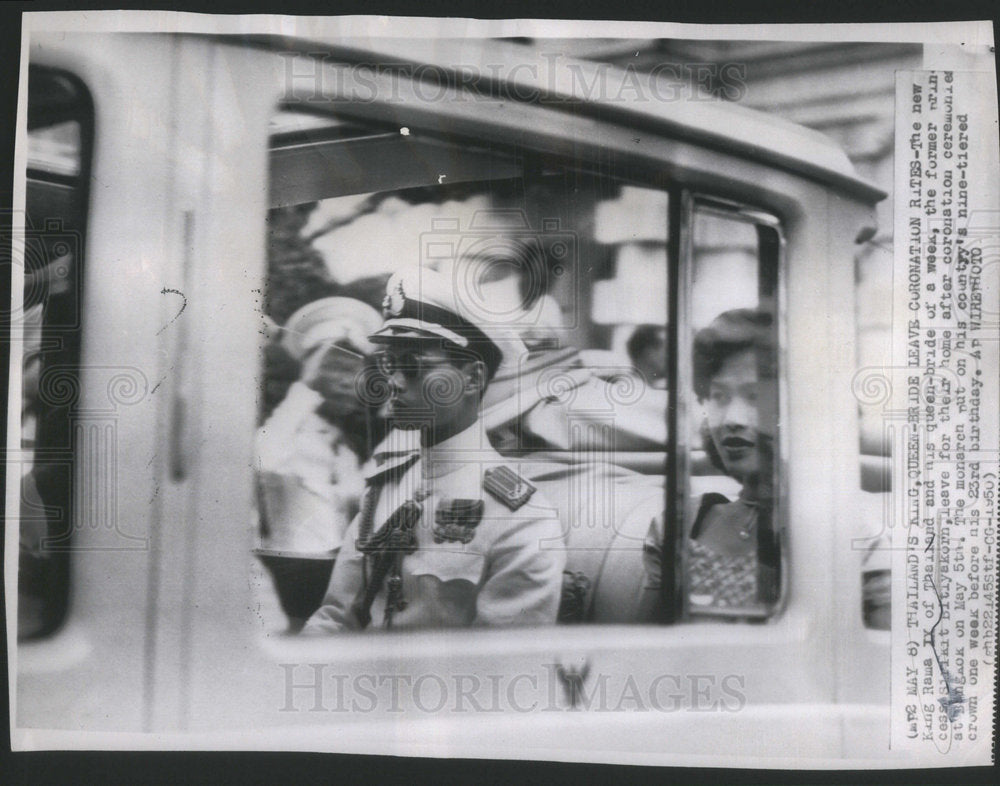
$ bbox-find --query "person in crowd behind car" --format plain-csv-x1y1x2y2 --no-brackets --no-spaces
627,324,668,390
254,297,383,629
304,268,566,631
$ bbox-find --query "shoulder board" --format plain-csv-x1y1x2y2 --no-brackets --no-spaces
483,466,536,511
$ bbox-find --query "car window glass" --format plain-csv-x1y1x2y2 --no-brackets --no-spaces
679,202,783,620
17,69,91,639
255,109,670,630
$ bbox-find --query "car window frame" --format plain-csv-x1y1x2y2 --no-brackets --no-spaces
17,65,95,640
675,193,790,622
262,110,800,631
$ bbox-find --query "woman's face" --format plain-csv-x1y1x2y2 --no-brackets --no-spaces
705,347,776,485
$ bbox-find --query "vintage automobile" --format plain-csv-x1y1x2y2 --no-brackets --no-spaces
12,25,897,763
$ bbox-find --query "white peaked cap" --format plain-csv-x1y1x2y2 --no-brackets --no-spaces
280,297,383,360
370,267,528,377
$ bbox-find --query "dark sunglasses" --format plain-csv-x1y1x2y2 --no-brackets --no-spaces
373,349,456,380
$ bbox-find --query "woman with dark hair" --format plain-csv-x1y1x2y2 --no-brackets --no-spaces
687,308,780,613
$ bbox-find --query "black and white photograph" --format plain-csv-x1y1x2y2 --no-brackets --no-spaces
5,10,998,768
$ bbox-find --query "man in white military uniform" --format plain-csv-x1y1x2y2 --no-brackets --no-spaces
305,269,566,631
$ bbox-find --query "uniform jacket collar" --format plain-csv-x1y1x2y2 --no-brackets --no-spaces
421,420,494,479
364,428,421,480
364,421,495,481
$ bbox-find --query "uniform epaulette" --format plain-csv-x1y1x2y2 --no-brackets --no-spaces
483,465,536,510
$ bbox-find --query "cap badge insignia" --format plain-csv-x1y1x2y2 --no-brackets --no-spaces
383,278,406,318
433,498,484,544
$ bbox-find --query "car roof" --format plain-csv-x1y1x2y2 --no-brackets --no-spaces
229,32,886,204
